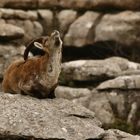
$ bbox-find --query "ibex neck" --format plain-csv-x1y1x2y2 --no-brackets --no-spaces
44,48,62,88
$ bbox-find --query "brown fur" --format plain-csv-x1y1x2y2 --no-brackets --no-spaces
2,31,62,99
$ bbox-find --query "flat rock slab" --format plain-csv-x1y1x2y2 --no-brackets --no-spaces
61,57,140,82
0,23,24,40
0,93,104,140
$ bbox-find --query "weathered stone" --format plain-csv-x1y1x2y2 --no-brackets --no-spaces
38,0,140,10
95,11,140,47
55,86,91,107
58,10,77,36
61,57,140,82
1,0,38,9
0,8,37,20
89,90,115,124
6,19,43,43
0,44,25,78
0,23,24,40
103,129,140,140
38,9,53,35
64,11,100,47
0,93,104,139
97,75,140,90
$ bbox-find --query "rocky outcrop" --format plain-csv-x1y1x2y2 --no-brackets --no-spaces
0,44,24,79
61,57,140,83
0,93,104,139
64,11,140,47
0,0,139,10
0,93,139,140
103,129,140,140
0,23,24,40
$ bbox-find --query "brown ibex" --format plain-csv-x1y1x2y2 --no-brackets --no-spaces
2,30,62,99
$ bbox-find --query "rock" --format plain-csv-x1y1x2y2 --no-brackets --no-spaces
0,8,37,20
0,93,104,139
89,89,140,126
0,23,24,40
0,44,24,78
89,90,115,124
64,11,140,47
58,10,77,36
38,9,53,35
103,129,140,140
38,0,140,10
64,11,100,47
7,19,43,43
55,86,91,107
61,57,140,83
1,0,38,9
97,75,140,90
95,11,140,47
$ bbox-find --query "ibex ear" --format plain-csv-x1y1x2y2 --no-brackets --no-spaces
34,42,43,49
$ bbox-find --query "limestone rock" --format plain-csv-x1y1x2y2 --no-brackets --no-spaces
0,93,104,139
55,86,91,107
89,90,115,124
58,10,77,36
0,8,37,20
103,129,140,140
61,57,140,82
38,9,53,35
7,19,43,43
97,75,140,90
38,0,140,10
64,11,100,47
0,23,24,40
0,44,24,78
95,11,140,47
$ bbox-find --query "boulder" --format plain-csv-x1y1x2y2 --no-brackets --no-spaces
64,11,100,47
95,11,140,47
89,90,115,124
0,44,25,79
58,10,77,36
38,0,140,10
0,93,104,139
55,86,91,107
0,8,37,20
103,129,140,140
97,75,140,90
64,11,140,47
7,19,43,43
61,57,140,83
0,23,24,40
37,9,53,35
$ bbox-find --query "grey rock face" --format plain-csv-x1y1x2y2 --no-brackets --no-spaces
0,93,104,140
95,11,140,47
3,0,139,10
55,86,91,107
97,75,140,90
0,23,24,40
37,9,53,35
103,129,140,140
61,57,140,83
0,8,37,20
64,11,100,47
0,44,24,79
58,10,77,36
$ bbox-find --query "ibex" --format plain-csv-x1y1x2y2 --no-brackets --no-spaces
2,30,62,99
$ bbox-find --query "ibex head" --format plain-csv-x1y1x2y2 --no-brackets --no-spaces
24,30,62,61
